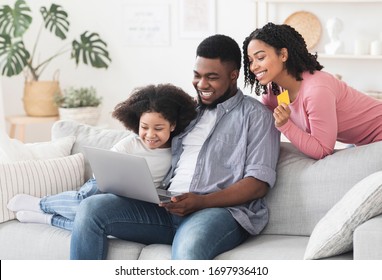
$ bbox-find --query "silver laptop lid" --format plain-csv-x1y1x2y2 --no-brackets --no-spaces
83,146,163,204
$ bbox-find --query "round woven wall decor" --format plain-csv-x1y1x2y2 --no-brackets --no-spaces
284,11,322,50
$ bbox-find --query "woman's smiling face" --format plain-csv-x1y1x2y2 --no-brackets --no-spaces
247,39,287,86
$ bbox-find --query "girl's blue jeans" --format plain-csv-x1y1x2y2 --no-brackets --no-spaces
40,178,100,231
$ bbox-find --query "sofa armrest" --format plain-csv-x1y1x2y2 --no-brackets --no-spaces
353,214,382,260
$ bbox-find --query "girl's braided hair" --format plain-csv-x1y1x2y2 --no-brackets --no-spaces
243,22,323,95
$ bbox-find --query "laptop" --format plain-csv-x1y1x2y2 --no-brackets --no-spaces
82,146,181,204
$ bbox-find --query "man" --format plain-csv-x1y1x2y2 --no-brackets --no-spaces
70,34,280,260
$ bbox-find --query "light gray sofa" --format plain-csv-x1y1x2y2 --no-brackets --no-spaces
1,120,382,260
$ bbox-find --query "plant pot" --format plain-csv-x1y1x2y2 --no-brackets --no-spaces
23,81,61,117
58,106,101,126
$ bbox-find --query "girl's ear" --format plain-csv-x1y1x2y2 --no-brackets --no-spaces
170,123,176,132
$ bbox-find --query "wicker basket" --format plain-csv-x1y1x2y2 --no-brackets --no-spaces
284,11,322,50
58,106,101,126
23,81,61,117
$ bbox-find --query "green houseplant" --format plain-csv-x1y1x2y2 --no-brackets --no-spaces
54,87,103,126
54,87,102,108
0,0,111,116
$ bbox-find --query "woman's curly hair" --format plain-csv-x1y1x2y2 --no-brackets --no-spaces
112,84,197,138
242,22,323,95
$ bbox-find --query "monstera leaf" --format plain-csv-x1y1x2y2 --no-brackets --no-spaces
40,4,69,40
0,0,111,80
0,0,32,37
0,34,30,77
72,32,111,69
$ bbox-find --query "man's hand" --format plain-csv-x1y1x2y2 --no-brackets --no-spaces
160,177,268,216
160,193,205,216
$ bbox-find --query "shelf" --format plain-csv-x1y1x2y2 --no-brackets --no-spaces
257,1,382,59
256,0,382,28
318,54,382,59
258,0,382,3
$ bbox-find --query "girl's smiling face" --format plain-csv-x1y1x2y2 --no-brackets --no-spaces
139,111,175,149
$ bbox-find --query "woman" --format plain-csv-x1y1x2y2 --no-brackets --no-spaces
243,22,382,159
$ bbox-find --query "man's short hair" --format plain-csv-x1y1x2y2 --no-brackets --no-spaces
196,34,241,71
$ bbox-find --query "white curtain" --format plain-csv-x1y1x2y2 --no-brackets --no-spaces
0,77,5,132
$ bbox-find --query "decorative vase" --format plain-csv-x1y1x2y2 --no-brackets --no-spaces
23,80,61,117
58,106,101,126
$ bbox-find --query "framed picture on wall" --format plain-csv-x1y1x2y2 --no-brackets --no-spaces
179,0,216,38
123,4,170,46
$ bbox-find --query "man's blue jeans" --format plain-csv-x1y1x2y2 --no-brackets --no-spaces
70,193,249,260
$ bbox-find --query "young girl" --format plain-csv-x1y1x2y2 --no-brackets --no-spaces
243,22,382,159
7,83,197,230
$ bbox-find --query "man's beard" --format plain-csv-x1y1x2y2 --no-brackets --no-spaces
197,86,236,109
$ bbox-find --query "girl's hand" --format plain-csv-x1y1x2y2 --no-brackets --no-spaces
160,192,205,216
273,103,291,127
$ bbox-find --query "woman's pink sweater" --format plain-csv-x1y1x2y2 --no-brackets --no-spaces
262,71,382,159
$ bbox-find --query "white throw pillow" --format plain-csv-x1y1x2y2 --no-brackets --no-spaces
0,132,75,163
0,153,85,223
304,171,382,260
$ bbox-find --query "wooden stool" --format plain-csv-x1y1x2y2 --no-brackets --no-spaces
5,115,59,142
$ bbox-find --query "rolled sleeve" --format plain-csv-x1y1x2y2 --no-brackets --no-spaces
245,163,277,189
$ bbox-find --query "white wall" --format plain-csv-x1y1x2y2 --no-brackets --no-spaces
1,0,381,142
1,0,257,142
0,77,5,132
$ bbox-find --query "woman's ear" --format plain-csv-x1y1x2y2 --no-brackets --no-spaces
280,48,288,62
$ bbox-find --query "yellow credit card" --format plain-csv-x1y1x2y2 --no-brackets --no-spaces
277,90,290,105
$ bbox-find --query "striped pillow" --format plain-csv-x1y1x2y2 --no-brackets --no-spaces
0,153,85,223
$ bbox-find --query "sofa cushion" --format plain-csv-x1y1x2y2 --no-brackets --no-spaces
0,153,84,223
0,221,72,259
0,220,145,260
0,134,75,162
263,141,382,236
51,120,131,180
215,235,309,260
354,215,382,260
138,244,172,260
304,171,382,260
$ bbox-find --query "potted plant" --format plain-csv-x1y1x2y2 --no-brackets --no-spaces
0,0,111,117
54,86,102,126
